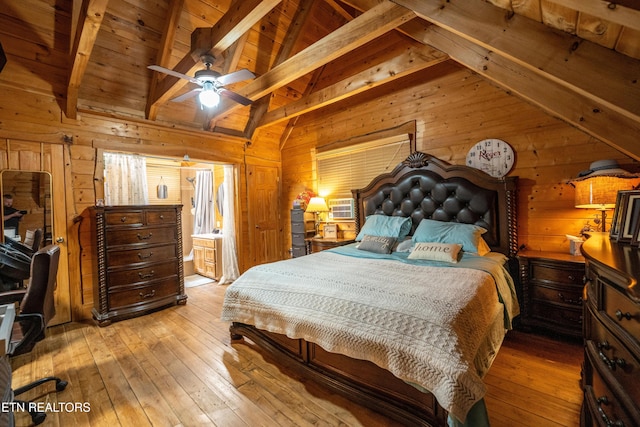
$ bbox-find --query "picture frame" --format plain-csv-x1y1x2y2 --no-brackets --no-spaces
618,190,640,243
609,191,628,240
323,223,338,239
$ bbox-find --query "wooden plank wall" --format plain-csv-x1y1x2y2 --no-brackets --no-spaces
281,59,635,253
0,83,280,320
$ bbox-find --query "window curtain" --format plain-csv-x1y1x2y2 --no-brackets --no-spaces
219,165,239,284
193,170,215,235
104,153,149,205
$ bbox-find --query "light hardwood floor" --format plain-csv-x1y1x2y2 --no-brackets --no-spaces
11,283,583,426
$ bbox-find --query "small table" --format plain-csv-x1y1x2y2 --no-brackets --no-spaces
310,238,355,253
517,250,585,338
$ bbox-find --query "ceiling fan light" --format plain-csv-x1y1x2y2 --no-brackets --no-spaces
199,82,220,108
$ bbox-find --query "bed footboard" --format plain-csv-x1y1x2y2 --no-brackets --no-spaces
229,322,448,427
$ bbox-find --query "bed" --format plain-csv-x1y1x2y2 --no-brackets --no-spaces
221,152,519,426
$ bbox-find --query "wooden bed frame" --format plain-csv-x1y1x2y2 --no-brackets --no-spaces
230,152,518,426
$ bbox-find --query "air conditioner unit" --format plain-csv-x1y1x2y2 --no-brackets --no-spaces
328,198,355,220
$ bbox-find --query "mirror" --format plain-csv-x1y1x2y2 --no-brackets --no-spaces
1,170,53,252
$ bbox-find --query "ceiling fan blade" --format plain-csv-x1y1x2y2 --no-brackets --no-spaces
171,88,201,103
148,65,201,86
216,68,255,86
218,89,253,106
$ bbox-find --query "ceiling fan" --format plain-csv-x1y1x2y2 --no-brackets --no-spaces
148,54,255,108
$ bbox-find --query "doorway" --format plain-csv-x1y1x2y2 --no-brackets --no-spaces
102,153,239,285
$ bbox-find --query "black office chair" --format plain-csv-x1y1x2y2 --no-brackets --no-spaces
0,244,67,425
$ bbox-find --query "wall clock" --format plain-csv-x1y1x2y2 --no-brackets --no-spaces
466,139,515,178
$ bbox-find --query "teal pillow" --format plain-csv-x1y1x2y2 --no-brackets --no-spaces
355,215,412,241
412,219,487,253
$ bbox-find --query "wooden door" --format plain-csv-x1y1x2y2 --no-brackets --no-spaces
0,141,70,325
247,165,281,266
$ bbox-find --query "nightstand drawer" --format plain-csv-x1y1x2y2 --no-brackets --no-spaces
530,301,582,328
531,263,584,285
532,284,583,307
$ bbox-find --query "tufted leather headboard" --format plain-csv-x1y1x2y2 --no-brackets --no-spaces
352,152,518,257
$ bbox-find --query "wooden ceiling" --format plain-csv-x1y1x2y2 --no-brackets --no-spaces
22,0,640,158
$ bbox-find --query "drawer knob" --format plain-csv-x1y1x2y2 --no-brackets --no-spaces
557,292,582,306
138,252,153,259
137,232,153,240
139,290,156,299
596,395,625,427
138,271,155,279
120,216,127,222
159,214,164,219
598,348,626,371
615,309,632,321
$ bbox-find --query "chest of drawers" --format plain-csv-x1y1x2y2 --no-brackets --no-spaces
291,208,311,257
87,205,187,326
581,234,640,426
517,251,585,338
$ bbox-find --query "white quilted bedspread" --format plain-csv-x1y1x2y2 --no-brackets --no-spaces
221,249,514,422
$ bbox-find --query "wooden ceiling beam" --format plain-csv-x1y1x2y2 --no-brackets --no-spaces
205,1,417,126
393,0,640,121
242,0,317,138
393,0,640,159
148,0,282,111
545,0,640,30
146,0,184,120
66,0,109,120
417,22,640,160
258,43,448,128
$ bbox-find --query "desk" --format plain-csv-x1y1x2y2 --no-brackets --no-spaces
0,304,15,427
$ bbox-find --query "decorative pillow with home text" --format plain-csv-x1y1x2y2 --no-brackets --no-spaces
408,242,462,263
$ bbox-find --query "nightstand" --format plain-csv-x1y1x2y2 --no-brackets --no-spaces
310,238,355,253
517,250,585,338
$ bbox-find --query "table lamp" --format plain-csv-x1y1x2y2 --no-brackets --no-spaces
571,160,640,232
305,197,329,238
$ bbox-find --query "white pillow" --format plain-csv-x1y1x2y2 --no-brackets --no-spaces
408,242,462,263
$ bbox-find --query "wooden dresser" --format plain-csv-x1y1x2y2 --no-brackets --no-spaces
581,233,640,426
87,205,187,326
517,250,585,338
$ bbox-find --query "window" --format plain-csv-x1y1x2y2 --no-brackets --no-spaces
317,134,412,199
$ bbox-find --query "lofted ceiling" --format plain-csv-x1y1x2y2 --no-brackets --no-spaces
13,0,640,158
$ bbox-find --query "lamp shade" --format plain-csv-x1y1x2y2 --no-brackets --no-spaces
305,197,329,213
572,160,640,209
574,176,629,209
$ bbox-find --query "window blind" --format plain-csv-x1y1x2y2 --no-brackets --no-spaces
317,135,410,198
